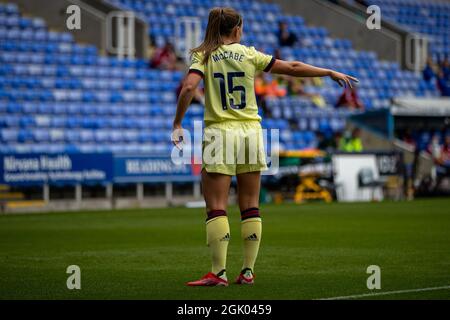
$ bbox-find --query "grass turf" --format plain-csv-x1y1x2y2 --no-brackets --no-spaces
1,198,450,300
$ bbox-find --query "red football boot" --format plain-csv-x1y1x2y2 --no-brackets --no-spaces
187,272,229,287
235,269,255,285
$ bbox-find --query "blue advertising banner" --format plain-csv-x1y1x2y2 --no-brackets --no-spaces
0,153,113,186
113,154,200,183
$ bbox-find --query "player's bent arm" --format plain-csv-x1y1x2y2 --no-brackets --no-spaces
173,72,203,127
172,72,202,149
270,59,359,88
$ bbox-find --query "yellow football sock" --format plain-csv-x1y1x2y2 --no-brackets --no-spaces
241,216,262,272
206,214,230,275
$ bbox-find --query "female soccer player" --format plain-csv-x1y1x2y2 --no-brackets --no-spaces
172,7,358,286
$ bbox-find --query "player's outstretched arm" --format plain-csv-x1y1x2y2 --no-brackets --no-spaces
172,72,202,149
270,59,359,88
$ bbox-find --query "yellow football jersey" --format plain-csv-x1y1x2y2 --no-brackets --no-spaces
189,43,275,125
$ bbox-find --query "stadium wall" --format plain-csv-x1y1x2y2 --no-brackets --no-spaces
2,0,148,58
1,195,201,214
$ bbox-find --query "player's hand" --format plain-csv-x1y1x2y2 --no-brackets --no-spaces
330,71,359,88
171,123,184,151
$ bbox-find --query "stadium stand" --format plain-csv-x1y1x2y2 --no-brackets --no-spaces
363,0,450,58
0,0,443,154
343,0,450,149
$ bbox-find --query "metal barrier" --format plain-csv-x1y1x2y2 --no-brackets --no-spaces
405,33,428,75
106,11,136,59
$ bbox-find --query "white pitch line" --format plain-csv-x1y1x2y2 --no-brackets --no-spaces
318,285,450,300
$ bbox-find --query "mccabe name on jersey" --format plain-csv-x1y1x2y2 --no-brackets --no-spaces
211,51,245,63
189,43,275,125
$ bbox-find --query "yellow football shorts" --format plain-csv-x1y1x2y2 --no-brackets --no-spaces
202,120,267,176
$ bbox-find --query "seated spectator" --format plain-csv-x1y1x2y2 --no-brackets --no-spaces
317,131,337,152
335,87,364,110
255,73,266,101
339,129,363,152
422,57,437,83
440,135,450,168
150,42,178,70
440,58,450,81
278,22,297,47
286,77,326,108
402,129,416,148
146,36,157,62
274,48,283,61
255,73,287,98
428,133,442,162
255,73,287,117
286,77,307,96
334,131,343,150
437,70,450,97
431,135,450,191
310,77,324,87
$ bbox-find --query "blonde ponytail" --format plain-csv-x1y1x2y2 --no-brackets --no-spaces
191,7,242,65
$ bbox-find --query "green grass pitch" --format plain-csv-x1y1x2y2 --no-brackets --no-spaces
1,198,450,300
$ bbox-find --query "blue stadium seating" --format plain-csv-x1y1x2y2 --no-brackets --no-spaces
0,1,442,154
354,0,450,58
